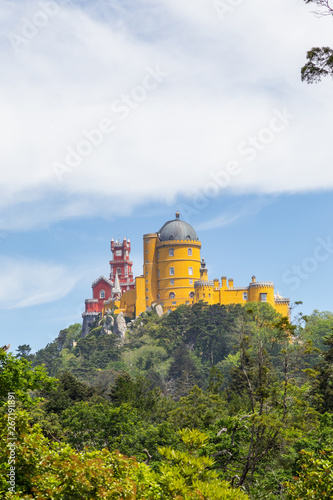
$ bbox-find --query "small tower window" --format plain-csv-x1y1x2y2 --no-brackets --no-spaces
157,251,160,259
169,292,175,299
188,267,193,276
100,290,105,299
157,293,160,300
169,248,174,256
243,292,248,301
189,279,193,285
189,291,195,298
117,267,121,275
170,279,174,285
169,267,175,276
260,293,267,302
188,248,192,256
158,269,160,278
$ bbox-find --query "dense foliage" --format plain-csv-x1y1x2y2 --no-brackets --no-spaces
2,303,333,498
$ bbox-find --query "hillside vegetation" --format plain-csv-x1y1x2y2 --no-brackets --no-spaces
2,303,333,499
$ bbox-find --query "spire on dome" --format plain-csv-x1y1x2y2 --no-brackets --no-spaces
175,210,180,219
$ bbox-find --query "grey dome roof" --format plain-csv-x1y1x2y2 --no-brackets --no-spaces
158,212,199,242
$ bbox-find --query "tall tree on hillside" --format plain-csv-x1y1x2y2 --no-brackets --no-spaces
209,315,318,489
312,333,333,412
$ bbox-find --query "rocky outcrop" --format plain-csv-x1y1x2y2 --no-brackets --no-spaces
114,312,127,339
101,314,114,335
155,304,164,317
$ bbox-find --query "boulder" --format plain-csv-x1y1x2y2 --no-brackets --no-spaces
155,304,164,317
101,314,114,335
114,312,127,339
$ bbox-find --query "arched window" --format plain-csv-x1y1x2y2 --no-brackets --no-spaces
169,292,175,299
169,267,175,276
188,248,192,256
169,248,174,256
117,267,121,275
188,267,193,275
157,293,160,300
100,290,105,299
189,291,195,298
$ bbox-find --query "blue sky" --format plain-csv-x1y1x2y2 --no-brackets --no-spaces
1,0,333,353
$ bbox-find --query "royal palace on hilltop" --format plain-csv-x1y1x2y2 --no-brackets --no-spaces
82,212,290,335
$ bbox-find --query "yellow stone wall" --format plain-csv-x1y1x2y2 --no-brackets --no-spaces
219,288,249,305
195,284,215,305
272,300,290,317
134,275,146,316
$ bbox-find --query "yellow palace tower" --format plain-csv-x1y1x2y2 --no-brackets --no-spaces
144,211,201,312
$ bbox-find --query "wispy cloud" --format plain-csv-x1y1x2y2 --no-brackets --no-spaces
196,198,270,231
0,257,81,309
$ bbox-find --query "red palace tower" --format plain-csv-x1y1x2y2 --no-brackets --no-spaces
82,237,135,336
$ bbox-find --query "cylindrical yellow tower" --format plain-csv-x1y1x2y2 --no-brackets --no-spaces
143,233,158,309
248,275,275,305
155,212,201,312
194,259,215,305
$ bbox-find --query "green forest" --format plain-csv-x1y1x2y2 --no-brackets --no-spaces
1,302,333,499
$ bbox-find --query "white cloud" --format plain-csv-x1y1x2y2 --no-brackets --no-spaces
0,256,81,309
195,198,270,231
1,0,333,229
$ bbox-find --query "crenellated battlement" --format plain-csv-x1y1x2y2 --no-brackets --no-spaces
194,280,215,287
249,281,274,288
